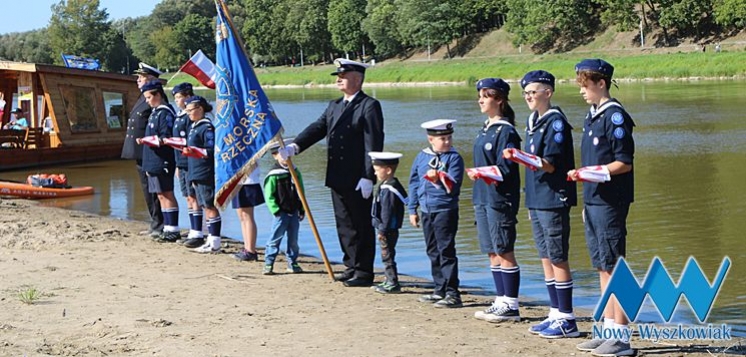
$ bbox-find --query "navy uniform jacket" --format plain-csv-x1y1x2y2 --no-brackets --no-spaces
293,91,384,191
472,120,521,209
580,99,635,205
524,108,577,209
372,177,408,235
186,118,215,184
142,104,176,175
408,148,464,214
121,95,153,161
173,110,191,169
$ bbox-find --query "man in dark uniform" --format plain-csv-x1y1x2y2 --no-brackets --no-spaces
121,62,164,237
280,58,385,287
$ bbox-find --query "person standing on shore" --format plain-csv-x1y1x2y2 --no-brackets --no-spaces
279,58,384,287
171,83,204,248
506,70,579,338
121,62,163,237
467,79,522,321
231,170,265,262
568,59,635,357
136,81,180,243
409,119,464,308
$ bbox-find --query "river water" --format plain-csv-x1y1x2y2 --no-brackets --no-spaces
6,81,745,334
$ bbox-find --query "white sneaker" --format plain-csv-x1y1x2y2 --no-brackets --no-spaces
193,236,220,253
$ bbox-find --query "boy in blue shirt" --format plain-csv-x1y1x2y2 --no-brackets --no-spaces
369,151,408,294
408,119,465,308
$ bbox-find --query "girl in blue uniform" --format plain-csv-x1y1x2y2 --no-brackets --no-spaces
508,70,579,338
182,96,222,254
171,83,204,248
136,81,179,243
408,119,464,308
568,59,635,357
468,78,522,323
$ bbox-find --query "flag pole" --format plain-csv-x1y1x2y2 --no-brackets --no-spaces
216,0,335,281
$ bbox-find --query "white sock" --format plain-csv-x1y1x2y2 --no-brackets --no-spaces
493,295,504,306
557,311,575,320
548,307,559,320
164,225,179,232
604,318,615,330
209,235,221,249
615,323,631,343
503,297,519,310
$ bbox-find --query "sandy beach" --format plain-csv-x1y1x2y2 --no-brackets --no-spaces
0,198,742,356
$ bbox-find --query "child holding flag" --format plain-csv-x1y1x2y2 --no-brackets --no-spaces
408,119,464,308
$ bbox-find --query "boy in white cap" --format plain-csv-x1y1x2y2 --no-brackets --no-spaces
369,151,408,294
408,119,464,308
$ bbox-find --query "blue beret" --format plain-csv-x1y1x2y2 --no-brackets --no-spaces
575,59,614,78
476,78,510,96
172,82,193,95
140,80,163,93
521,70,555,89
185,95,208,107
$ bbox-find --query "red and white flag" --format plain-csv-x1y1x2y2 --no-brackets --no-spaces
182,146,208,159
178,50,216,89
466,165,503,186
504,148,542,171
141,135,161,148
163,137,186,150
570,165,611,183
423,171,457,194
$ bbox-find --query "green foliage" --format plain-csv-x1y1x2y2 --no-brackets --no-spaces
506,0,596,53
362,0,403,57
657,0,714,37
328,0,368,55
47,0,112,67
17,286,43,305
713,0,746,27
0,30,54,64
594,0,642,31
395,0,460,50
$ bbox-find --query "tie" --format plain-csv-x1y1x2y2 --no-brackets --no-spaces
343,99,349,106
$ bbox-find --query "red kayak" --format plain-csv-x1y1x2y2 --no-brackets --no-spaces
0,180,94,199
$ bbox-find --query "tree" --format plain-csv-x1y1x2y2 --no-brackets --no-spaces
395,0,461,57
284,0,333,63
594,0,643,31
172,13,215,63
657,0,714,38
505,0,596,52
328,0,369,57
713,0,746,27
47,0,112,68
362,0,404,57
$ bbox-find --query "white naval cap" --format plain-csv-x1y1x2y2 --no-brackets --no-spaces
330,58,370,76
421,119,457,136
133,62,163,77
368,151,403,166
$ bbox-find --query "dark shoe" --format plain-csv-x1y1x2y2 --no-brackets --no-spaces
156,231,180,243
343,277,373,287
334,272,354,282
233,249,258,262
182,238,205,249
433,295,463,308
286,263,303,273
374,282,402,294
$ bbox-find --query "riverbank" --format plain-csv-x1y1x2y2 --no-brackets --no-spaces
165,51,746,88
0,199,742,356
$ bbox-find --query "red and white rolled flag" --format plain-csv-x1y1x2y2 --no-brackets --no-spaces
182,146,208,159
571,165,611,183
466,165,503,186
178,50,216,89
140,135,161,148
423,171,457,194
504,148,543,171
163,137,187,150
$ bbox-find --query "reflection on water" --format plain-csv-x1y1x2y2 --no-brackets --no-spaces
7,81,745,334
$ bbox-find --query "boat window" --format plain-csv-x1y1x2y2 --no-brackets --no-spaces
59,85,98,132
103,91,126,129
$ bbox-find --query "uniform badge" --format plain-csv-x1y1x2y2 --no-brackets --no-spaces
554,132,563,143
180,130,186,137
611,112,624,125
530,144,535,152
614,127,625,139
149,123,154,128
588,130,593,136
484,143,493,151
593,137,599,146
552,120,564,131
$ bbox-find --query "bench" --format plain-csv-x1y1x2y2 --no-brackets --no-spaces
0,129,26,149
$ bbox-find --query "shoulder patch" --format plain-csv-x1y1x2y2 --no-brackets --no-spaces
611,112,624,125
554,132,563,144
613,127,625,139
484,142,493,151
552,120,564,131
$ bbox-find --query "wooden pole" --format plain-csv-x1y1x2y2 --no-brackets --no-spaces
216,0,335,281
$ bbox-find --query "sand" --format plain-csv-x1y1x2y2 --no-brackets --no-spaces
0,199,742,356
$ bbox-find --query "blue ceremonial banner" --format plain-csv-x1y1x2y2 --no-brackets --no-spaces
213,0,284,210
61,54,100,71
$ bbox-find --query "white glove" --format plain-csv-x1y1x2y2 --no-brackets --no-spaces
278,143,299,161
356,178,373,199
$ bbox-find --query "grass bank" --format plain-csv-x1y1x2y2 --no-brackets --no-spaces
164,51,746,87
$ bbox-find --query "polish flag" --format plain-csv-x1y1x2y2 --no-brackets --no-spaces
466,165,503,186
178,50,216,89
504,148,543,171
163,137,186,150
569,165,611,183
141,135,161,148
423,171,457,194
182,146,208,159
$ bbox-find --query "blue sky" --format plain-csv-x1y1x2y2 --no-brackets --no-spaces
0,1,158,35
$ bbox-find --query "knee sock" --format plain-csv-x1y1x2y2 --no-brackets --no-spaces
163,208,179,232
545,279,559,315
555,280,575,319
207,216,221,238
490,265,504,304
193,209,203,232
501,266,520,310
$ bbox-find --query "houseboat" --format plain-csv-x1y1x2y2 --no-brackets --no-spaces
0,61,142,171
